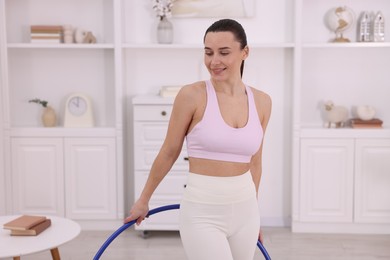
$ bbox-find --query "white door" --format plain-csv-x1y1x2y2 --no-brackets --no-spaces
300,139,354,222
11,138,64,216
64,138,116,219
355,139,390,223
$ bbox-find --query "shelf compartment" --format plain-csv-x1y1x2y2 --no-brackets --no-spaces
5,0,115,44
300,48,390,128
7,48,116,127
301,0,390,44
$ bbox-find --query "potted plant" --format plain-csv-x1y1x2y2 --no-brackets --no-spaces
29,98,57,127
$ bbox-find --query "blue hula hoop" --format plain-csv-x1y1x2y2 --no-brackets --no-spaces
93,204,271,260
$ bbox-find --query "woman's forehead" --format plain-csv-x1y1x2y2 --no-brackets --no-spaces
204,31,239,47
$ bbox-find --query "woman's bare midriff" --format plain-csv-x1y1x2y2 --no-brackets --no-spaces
188,157,250,177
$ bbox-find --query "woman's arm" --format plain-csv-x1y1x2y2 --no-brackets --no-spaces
250,88,272,244
125,85,198,224
250,89,272,197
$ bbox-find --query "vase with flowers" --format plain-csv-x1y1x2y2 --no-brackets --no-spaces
152,0,175,44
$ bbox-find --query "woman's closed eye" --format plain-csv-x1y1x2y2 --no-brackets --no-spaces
204,51,230,56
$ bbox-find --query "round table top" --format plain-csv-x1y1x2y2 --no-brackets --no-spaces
0,215,81,258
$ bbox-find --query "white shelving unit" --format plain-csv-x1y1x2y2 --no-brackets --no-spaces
0,0,389,232
0,0,123,230
292,0,390,233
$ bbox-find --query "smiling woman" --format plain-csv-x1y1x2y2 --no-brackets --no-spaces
172,0,255,17
126,18,272,260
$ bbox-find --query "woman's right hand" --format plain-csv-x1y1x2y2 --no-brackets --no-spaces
124,199,149,225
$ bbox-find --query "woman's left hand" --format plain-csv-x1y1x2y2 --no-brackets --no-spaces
258,228,264,244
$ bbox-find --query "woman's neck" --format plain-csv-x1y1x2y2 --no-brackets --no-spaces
211,77,245,96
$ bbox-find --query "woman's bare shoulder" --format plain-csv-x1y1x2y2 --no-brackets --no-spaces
175,81,206,104
249,86,272,107
180,81,206,95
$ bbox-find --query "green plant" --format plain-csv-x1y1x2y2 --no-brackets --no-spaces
29,98,48,108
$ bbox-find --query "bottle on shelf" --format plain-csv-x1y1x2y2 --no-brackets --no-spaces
357,11,372,42
373,11,385,42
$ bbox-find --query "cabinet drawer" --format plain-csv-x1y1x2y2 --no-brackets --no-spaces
134,147,189,170
134,173,186,231
134,105,173,121
134,122,167,146
134,171,187,199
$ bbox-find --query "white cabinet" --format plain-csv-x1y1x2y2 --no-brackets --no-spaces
11,138,65,216
300,139,354,223
11,137,117,220
132,96,188,231
355,139,390,223
295,135,390,233
64,138,116,219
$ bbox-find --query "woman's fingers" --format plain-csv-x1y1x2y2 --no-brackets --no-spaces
125,200,149,224
123,214,136,224
258,229,264,244
124,210,147,224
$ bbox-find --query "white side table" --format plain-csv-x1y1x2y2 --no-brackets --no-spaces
0,215,80,260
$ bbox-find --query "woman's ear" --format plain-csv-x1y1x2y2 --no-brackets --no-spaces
243,46,249,60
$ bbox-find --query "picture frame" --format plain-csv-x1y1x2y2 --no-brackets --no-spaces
172,0,255,18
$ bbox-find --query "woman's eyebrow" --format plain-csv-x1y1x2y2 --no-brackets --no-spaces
204,46,231,51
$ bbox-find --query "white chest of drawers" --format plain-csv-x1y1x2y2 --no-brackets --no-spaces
132,96,188,231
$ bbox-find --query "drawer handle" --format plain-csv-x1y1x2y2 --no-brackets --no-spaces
183,157,189,161
161,111,167,116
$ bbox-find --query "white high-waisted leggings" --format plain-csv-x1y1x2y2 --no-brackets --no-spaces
179,171,260,260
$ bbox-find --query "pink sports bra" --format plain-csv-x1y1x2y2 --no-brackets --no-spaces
186,80,263,163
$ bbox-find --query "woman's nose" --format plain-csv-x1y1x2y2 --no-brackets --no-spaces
210,55,220,64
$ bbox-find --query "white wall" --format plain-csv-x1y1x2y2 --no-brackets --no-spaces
124,0,293,226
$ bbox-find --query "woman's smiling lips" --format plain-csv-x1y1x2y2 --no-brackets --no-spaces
211,67,226,74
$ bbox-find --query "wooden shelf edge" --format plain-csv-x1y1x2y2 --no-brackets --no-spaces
302,42,390,48
7,43,115,49
299,127,390,138
122,42,295,49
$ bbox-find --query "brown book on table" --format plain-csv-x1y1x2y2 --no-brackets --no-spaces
10,219,51,236
3,215,47,231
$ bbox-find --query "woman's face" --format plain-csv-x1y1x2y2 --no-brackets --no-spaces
204,31,247,82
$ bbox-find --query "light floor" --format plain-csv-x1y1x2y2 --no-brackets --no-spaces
5,227,390,260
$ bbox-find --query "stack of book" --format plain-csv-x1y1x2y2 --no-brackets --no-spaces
30,25,63,43
3,215,51,236
159,85,182,97
350,118,383,128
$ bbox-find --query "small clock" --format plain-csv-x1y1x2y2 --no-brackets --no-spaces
64,93,94,127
